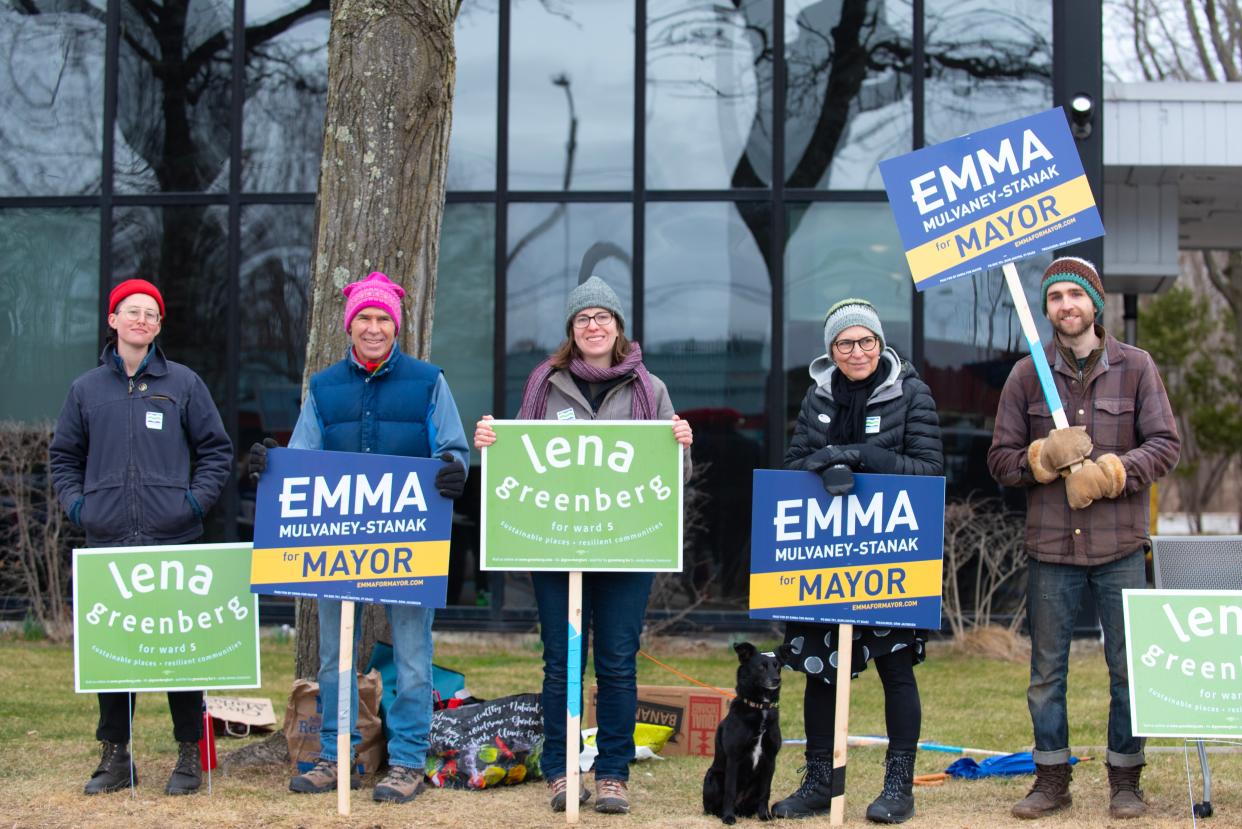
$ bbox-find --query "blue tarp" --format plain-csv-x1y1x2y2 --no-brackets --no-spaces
946,751,1080,779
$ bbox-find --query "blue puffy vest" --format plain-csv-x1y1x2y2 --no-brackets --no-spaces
310,348,441,457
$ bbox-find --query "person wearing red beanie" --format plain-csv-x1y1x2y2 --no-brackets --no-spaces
49,278,232,798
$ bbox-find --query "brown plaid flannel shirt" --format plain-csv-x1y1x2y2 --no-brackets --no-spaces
987,329,1180,565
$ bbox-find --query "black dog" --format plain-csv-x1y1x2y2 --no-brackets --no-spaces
703,642,791,824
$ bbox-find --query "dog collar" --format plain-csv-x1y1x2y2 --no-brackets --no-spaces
738,697,779,710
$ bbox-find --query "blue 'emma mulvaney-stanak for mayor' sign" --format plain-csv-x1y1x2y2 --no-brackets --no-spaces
749,471,945,629
878,107,1104,291
249,448,453,607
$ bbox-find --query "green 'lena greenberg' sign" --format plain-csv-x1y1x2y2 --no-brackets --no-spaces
481,421,683,571
1123,588,1242,738
73,543,261,693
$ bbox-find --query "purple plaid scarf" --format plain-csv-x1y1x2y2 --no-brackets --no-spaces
517,342,657,420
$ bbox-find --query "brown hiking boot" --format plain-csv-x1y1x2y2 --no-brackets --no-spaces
373,765,424,803
1012,762,1072,819
288,759,361,793
1107,763,1147,819
547,775,590,812
595,778,630,814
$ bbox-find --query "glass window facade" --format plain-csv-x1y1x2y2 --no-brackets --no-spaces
1,0,1057,610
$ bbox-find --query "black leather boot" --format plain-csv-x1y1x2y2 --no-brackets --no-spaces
84,741,136,794
866,750,915,823
165,741,203,795
772,752,834,818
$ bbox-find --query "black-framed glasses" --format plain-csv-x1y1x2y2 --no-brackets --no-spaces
572,310,614,329
833,335,878,355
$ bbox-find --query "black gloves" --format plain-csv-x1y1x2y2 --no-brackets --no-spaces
816,444,895,496
820,464,855,496
435,452,466,499
248,437,279,480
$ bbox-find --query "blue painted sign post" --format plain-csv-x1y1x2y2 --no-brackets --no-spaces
251,447,454,814
878,106,1106,433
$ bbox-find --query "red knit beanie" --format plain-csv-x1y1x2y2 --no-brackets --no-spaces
109,278,166,318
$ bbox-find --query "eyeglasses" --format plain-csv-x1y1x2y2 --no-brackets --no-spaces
119,307,161,324
833,335,878,355
572,310,614,329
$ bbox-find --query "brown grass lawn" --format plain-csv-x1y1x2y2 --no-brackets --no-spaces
0,632,1237,829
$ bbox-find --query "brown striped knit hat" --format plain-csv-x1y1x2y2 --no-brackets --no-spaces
1041,257,1104,315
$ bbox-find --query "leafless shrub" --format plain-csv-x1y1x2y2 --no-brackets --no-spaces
646,460,717,636
941,494,1028,651
0,422,81,640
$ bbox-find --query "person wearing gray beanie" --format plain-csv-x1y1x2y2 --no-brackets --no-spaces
565,275,626,334
472,273,691,816
775,297,943,825
822,298,885,356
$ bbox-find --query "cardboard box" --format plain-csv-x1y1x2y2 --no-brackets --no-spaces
585,684,728,757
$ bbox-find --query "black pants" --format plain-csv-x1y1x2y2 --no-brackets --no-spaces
95,691,203,744
804,647,920,755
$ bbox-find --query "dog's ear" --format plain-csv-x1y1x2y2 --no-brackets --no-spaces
733,641,756,663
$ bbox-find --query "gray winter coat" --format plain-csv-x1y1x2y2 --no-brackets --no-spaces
784,347,944,476
50,345,233,546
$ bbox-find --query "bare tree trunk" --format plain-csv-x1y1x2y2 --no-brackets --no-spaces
293,0,457,680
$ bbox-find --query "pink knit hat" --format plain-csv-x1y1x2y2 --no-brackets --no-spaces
343,272,405,333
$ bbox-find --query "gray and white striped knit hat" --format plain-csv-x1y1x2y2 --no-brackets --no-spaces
823,298,885,354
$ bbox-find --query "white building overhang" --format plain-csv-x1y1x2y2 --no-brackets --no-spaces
1103,82,1242,293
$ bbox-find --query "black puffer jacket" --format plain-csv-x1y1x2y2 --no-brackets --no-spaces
784,347,944,476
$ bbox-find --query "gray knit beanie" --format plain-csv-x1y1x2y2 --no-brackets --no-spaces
565,275,625,332
823,298,885,354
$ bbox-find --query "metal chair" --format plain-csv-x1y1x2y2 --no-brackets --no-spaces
1150,534,1242,819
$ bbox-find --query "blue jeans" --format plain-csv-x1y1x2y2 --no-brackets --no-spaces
1027,550,1145,767
532,571,654,782
317,599,435,770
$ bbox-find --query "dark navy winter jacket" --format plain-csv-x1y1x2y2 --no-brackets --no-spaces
49,345,233,546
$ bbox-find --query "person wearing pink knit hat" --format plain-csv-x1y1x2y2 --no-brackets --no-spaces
248,269,469,805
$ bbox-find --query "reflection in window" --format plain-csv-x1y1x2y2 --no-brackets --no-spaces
0,209,99,420
243,0,329,193
236,203,311,537
784,202,910,426
509,0,633,190
783,0,913,190
922,253,1051,498
433,203,494,606
114,0,234,194
0,2,105,196
433,202,494,460
924,0,1051,143
645,0,770,190
505,202,632,413
239,204,311,443
645,201,770,604
447,0,498,191
111,205,230,402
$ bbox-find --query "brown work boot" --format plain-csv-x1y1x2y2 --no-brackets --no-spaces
547,775,590,812
1107,763,1147,819
373,765,424,803
1011,762,1072,819
288,758,361,793
595,778,630,814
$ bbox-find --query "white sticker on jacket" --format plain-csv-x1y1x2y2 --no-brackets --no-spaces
865,416,881,434
557,408,576,421
146,411,164,430
817,413,831,424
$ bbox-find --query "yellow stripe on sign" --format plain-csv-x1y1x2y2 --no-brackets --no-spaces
250,541,450,584
907,175,1097,284
749,559,943,610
